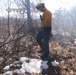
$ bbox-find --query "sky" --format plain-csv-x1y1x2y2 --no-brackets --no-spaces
0,0,76,17
43,0,76,13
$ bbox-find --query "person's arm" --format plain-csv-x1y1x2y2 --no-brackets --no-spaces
41,11,52,27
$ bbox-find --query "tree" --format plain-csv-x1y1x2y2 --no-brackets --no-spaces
7,0,11,36
26,0,32,30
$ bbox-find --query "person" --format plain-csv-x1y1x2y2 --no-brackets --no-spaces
36,3,52,58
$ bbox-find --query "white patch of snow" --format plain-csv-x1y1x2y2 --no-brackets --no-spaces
13,61,19,64
41,61,48,69
22,58,42,73
20,57,29,62
3,57,50,74
3,71,13,75
4,65,10,70
14,69,21,74
14,68,25,74
51,60,59,67
60,60,65,65
74,39,76,44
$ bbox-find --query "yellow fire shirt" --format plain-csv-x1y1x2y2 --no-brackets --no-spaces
41,9,52,28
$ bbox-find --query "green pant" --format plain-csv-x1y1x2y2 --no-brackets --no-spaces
36,27,51,55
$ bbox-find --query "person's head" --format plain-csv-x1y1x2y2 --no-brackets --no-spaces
36,3,45,12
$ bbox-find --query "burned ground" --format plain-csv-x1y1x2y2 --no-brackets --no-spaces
0,34,76,75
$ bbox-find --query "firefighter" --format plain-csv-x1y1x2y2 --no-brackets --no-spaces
36,3,52,58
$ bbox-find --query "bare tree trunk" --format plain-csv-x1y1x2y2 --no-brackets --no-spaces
7,0,10,36
26,0,32,30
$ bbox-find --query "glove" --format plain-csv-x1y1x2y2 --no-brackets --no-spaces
40,15,44,21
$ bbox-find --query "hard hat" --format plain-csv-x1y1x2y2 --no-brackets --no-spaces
36,3,44,9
